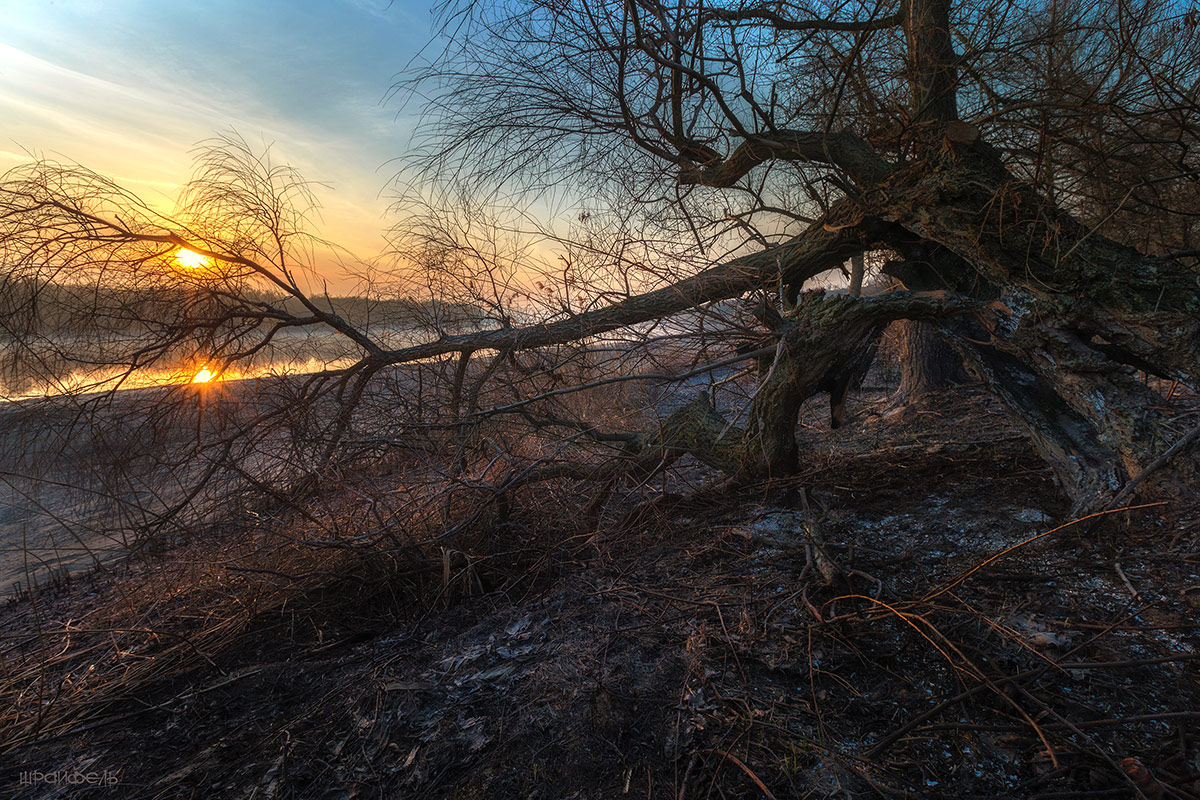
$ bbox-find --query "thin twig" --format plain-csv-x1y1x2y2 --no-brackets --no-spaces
699,749,779,800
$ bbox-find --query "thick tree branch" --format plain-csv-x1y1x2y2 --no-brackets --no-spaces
701,6,904,33
376,205,880,367
639,290,988,479
904,0,959,125
677,129,893,189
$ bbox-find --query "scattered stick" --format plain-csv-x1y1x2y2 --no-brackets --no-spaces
922,503,1166,604
1100,420,1200,517
699,748,780,800
677,751,700,800
1114,562,1140,601
800,490,841,586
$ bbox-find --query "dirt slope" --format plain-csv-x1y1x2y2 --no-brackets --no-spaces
3,386,1199,799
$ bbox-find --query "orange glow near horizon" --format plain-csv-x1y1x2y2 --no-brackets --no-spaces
191,366,215,384
175,248,211,269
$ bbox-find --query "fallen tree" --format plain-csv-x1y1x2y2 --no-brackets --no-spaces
3,0,1198,522
388,0,1200,511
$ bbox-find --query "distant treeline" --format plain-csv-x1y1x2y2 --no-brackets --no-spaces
273,295,487,330
0,277,484,339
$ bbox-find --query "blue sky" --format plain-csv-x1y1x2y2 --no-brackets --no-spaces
0,0,436,286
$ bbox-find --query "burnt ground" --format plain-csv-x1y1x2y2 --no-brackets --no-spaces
2,384,1200,799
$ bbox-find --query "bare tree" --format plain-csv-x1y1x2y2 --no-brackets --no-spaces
389,0,1200,511
6,10,1200,793
3,0,1200,548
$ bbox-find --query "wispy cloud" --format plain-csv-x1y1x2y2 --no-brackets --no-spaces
0,1,432,286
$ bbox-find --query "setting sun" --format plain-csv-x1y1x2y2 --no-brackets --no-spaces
191,366,215,384
175,248,210,269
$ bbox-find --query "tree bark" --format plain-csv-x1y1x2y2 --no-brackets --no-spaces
904,0,959,126
642,291,980,481
895,320,966,401
875,145,1200,507
887,0,969,407
951,336,1126,512
848,254,865,297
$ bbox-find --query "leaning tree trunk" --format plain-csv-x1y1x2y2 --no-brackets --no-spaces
872,139,1200,511
507,0,1200,513
641,291,981,481
895,320,966,402
886,0,968,407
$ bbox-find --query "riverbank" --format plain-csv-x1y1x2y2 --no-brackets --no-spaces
3,380,1198,798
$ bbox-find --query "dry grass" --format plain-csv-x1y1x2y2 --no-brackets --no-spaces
2,367,1199,799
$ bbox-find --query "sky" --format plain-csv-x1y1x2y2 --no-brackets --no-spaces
0,0,437,291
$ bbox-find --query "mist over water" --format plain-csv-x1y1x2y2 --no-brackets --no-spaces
0,325,432,401
0,324,428,590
